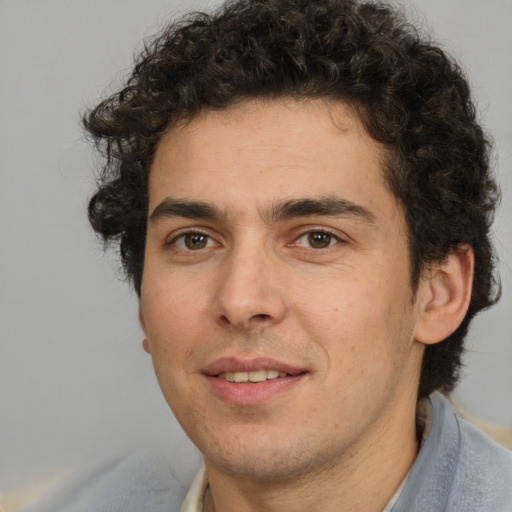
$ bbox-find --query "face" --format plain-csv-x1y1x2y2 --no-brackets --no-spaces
140,99,427,483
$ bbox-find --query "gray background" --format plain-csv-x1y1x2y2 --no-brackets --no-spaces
1,0,511,498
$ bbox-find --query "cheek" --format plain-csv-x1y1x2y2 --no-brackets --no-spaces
141,286,201,416
140,276,206,377
143,267,209,332
294,269,412,366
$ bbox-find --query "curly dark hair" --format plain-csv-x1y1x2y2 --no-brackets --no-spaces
84,0,500,398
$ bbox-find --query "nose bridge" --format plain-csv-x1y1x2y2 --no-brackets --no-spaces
214,237,286,329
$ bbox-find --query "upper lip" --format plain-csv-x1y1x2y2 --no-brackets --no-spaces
202,357,307,376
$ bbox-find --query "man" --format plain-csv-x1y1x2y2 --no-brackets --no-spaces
25,0,512,511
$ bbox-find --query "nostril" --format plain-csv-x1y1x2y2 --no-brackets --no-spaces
219,315,231,325
251,314,271,321
218,312,272,328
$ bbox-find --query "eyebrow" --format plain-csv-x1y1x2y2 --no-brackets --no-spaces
149,196,376,225
267,197,376,224
149,199,223,223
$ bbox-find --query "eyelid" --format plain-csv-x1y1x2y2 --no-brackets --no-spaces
163,225,346,250
165,227,219,248
289,227,346,249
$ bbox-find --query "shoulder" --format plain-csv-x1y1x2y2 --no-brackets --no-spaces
393,392,512,512
448,405,512,511
20,437,202,512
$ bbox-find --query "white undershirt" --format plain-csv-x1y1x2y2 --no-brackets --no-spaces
179,464,208,512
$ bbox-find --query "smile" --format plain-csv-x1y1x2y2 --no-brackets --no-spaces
203,357,307,405
217,369,288,383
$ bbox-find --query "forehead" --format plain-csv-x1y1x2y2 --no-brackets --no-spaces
148,98,394,219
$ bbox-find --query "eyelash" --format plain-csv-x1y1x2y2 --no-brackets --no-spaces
165,228,344,252
166,229,218,251
291,229,343,250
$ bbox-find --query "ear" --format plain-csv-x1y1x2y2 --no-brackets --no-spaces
138,306,151,354
414,245,474,345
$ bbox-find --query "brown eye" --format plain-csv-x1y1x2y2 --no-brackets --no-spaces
307,232,333,249
293,231,340,250
184,233,209,250
171,232,215,251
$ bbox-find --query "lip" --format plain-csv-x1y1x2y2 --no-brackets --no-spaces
203,357,306,376
202,357,308,406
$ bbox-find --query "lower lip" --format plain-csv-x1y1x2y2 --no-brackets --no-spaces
204,374,305,406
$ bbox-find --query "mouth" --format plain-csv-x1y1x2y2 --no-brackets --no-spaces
203,357,307,405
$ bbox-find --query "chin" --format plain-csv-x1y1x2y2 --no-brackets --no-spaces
201,430,339,484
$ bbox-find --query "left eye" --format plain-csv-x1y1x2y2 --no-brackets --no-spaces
172,232,216,251
294,231,340,249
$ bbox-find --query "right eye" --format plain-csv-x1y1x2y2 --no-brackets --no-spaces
170,232,217,251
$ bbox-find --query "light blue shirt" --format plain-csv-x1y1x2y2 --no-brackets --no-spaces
392,393,512,511
23,393,512,512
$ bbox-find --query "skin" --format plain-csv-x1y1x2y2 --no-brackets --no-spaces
139,99,473,512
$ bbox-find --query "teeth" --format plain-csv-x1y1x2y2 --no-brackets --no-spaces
234,371,248,383
249,370,267,382
217,369,289,383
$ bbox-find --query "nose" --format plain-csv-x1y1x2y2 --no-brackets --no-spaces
213,246,287,330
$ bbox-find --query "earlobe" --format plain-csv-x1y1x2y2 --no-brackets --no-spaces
138,307,151,354
142,338,151,354
414,245,474,345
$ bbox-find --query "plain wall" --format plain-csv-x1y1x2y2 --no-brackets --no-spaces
1,0,511,498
